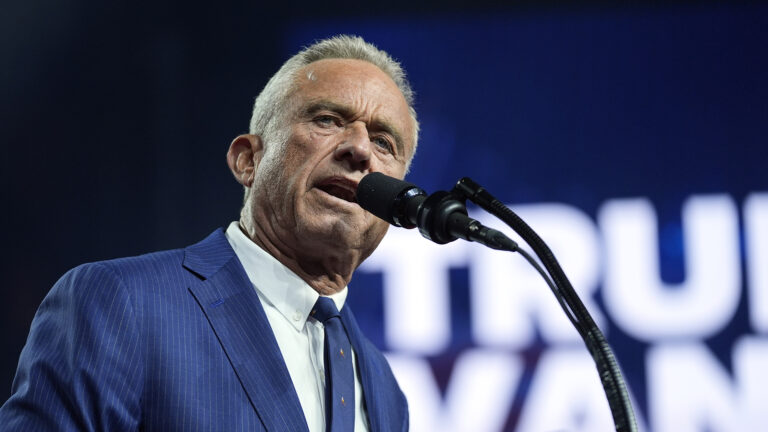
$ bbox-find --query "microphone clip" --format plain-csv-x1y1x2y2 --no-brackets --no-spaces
416,190,469,244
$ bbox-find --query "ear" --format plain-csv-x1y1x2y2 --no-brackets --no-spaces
227,134,263,187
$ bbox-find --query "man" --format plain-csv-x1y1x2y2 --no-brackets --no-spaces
0,35,417,431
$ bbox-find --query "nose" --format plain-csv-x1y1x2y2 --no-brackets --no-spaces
333,121,372,171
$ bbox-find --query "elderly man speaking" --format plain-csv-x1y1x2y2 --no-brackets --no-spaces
0,35,416,432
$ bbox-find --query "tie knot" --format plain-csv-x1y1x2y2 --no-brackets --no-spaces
311,296,341,322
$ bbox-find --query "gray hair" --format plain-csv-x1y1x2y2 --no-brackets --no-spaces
248,35,419,162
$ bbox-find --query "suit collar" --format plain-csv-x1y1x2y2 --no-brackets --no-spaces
182,228,234,280
184,229,309,432
225,221,343,333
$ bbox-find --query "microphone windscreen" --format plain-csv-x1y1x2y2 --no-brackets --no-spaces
356,172,416,225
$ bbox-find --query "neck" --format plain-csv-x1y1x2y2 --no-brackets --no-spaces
238,218,356,296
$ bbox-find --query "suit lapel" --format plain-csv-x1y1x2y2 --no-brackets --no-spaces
184,229,309,432
342,306,387,432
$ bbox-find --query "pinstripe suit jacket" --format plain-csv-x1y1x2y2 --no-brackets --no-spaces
0,229,408,431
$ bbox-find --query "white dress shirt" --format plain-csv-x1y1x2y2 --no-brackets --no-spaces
225,222,370,432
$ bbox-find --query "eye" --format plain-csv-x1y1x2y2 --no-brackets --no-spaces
313,115,340,128
372,136,394,154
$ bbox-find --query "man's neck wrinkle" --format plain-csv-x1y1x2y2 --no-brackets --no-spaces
238,218,349,295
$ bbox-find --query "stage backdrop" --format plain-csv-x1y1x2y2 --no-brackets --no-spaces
284,4,768,432
1,3,766,432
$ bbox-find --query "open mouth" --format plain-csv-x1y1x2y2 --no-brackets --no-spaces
316,179,358,204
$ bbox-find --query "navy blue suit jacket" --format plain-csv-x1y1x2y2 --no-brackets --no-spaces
0,229,408,431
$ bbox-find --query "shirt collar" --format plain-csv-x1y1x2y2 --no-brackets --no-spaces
224,221,348,331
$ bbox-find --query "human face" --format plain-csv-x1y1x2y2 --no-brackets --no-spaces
249,58,416,259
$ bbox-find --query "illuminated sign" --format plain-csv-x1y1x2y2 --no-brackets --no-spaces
359,193,768,431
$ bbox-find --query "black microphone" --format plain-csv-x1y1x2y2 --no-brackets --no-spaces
356,172,518,251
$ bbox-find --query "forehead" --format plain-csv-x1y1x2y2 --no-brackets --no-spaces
291,58,415,153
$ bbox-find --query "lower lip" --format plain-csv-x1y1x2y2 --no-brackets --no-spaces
316,188,358,207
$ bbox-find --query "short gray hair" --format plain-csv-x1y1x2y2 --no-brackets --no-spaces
249,35,419,161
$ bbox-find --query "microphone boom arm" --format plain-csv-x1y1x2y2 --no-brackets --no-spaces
452,177,638,432
356,172,637,432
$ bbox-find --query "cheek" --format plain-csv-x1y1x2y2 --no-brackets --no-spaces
359,217,391,250
272,151,325,214
374,162,407,182
366,213,390,235
305,130,338,157
253,152,298,209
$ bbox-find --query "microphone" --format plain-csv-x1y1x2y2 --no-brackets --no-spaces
356,172,517,251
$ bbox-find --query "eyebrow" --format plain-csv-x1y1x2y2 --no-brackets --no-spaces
301,100,406,157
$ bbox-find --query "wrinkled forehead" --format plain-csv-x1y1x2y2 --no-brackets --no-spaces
288,59,416,156
292,59,407,114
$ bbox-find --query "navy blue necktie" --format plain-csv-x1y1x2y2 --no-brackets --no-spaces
312,296,355,432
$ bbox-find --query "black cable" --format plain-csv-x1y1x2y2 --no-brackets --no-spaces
515,247,580,330
489,199,636,432
454,178,638,432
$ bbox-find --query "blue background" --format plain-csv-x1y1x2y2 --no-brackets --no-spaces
1,1,766,430
287,7,767,424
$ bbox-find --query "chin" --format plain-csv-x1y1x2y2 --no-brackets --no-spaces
306,217,380,251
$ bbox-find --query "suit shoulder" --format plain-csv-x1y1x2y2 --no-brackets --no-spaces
58,246,194,300
99,247,185,276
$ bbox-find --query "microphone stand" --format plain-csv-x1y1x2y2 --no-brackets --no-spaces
451,177,638,432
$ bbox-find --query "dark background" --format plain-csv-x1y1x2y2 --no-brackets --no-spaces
2,1,767,430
